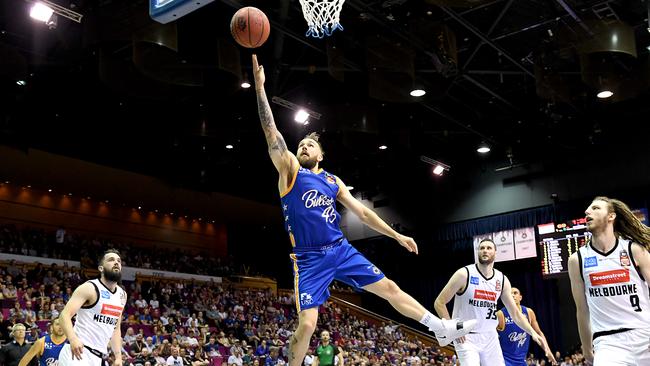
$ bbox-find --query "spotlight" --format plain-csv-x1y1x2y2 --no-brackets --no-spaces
410,89,426,97
138,206,142,210
241,81,251,89
294,110,309,124
477,142,491,154
30,3,54,23
378,145,388,150
225,144,234,149
597,90,613,99
420,155,450,176
48,189,52,192
16,80,26,86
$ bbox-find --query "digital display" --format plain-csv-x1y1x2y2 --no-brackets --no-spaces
539,218,591,277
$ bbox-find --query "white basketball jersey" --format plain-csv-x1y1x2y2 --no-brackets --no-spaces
579,238,650,334
452,264,504,334
74,279,127,352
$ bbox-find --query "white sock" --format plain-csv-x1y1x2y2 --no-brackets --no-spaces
420,311,444,331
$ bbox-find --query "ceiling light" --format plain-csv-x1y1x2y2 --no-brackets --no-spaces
16,80,26,86
597,90,613,99
138,206,142,210
225,144,234,149
433,165,445,176
241,81,251,89
477,142,491,154
294,110,309,124
378,145,388,150
30,3,54,22
646,45,650,51
420,155,450,176
48,189,52,192
410,89,426,97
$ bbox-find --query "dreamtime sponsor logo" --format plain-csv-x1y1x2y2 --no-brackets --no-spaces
589,269,630,286
473,289,497,302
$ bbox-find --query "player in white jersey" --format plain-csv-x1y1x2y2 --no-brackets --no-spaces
59,249,127,366
434,239,555,366
568,196,650,366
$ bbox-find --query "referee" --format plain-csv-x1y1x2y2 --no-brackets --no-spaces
313,331,342,366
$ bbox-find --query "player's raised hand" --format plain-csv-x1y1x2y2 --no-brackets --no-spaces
252,54,265,90
396,234,418,255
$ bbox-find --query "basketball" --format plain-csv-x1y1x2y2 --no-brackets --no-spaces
230,7,270,48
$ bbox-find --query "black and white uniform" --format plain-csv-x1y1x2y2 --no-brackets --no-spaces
578,238,650,366
59,279,127,366
452,264,506,366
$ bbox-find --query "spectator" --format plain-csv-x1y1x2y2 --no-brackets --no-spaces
166,346,184,366
0,324,32,366
227,349,244,366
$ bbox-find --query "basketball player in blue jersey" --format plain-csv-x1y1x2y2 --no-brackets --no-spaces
252,54,477,366
18,317,67,366
496,287,549,366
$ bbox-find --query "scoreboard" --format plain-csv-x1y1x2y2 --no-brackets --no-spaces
539,218,591,277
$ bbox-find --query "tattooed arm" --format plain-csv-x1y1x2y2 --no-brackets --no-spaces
252,55,298,181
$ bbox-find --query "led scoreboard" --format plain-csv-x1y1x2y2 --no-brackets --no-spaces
538,218,591,277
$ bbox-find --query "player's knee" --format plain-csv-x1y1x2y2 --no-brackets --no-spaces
383,279,401,298
298,316,317,335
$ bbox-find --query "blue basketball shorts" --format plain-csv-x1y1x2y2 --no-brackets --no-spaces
289,239,385,312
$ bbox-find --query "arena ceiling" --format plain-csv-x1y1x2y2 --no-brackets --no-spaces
1,0,650,205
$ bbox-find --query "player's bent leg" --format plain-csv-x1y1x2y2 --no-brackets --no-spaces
288,307,319,366
363,277,426,321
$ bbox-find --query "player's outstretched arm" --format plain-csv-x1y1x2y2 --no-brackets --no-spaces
568,253,593,364
335,176,418,254
252,54,298,176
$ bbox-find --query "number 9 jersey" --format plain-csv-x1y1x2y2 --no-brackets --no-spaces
577,238,650,336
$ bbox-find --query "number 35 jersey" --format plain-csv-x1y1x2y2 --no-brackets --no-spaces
578,238,650,334
280,167,344,251
453,264,504,334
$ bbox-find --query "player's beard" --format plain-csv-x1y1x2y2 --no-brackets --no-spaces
299,155,318,170
478,255,494,265
103,268,122,282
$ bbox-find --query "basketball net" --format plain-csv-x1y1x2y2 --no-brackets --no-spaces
298,0,345,38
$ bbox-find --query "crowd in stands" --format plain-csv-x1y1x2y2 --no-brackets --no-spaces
0,224,236,277
0,222,568,366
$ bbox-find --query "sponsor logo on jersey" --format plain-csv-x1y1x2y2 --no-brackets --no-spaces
470,276,479,285
100,290,111,299
325,174,336,185
473,289,497,301
584,256,598,268
620,250,631,266
589,269,630,286
495,279,501,291
508,331,528,348
120,291,127,305
100,303,124,317
300,292,313,306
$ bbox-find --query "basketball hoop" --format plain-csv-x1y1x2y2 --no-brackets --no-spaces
298,0,345,38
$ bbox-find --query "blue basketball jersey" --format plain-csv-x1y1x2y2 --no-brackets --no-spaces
498,306,530,366
280,167,344,251
40,334,66,366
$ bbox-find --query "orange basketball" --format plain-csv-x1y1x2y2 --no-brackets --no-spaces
230,7,270,48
